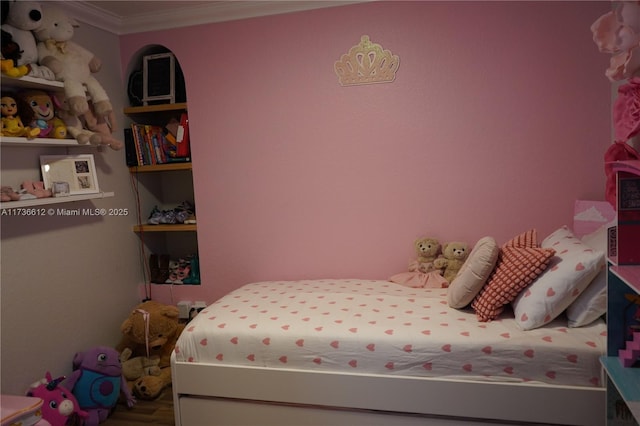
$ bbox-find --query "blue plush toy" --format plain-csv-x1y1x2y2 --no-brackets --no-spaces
64,346,136,425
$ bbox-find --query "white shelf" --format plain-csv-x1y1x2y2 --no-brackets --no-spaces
0,136,96,147
0,192,115,210
1,75,63,90
601,356,640,423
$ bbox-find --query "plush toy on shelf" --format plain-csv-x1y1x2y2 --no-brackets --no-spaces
64,346,136,425
390,236,448,288
116,300,185,400
34,4,114,123
434,241,470,285
19,90,67,138
1,95,40,138
1,0,55,79
27,371,88,426
21,180,51,199
52,92,101,145
0,186,20,202
82,100,123,150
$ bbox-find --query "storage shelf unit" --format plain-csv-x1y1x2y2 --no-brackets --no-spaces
601,160,640,426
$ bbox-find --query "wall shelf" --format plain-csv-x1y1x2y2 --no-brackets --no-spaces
0,136,99,147
123,103,187,115
133,224,197,232
0,192,115,210
0,75,64,90
129,163,192,173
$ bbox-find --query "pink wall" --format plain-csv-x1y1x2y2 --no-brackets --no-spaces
121,1,611,304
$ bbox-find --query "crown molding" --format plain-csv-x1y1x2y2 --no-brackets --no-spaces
57,1,367,35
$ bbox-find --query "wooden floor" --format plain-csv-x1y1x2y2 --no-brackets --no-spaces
101,386,175,425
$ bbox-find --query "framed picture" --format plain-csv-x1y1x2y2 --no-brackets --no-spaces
40,155,100,195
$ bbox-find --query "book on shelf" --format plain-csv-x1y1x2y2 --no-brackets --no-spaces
127,119,191,166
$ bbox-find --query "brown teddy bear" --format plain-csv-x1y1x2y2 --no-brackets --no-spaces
390,236,448,288
119,347,161,381
434,242,470,285
116,300,185,400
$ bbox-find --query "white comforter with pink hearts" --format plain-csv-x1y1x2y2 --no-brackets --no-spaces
175,279,606,387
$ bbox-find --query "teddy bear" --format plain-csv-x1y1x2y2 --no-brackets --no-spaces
119,347,161,381
118,346,171,401
434,241,470,285
34,4,114,121
390,236,448,288
1,0,54,79
116,300,185,400
1,94,40,138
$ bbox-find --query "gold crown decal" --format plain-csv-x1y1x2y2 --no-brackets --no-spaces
334,35,400,86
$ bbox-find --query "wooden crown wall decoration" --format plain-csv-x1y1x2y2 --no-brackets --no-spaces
334,35,400,86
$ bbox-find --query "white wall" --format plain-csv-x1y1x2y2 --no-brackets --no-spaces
0,22,142,394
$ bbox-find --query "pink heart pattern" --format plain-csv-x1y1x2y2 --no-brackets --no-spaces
174,279,606,389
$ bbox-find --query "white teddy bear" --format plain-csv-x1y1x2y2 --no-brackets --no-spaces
34,4,113,122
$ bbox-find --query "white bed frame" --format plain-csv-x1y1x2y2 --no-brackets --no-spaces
171,352,605,426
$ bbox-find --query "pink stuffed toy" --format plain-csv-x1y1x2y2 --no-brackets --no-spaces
27,371,88,426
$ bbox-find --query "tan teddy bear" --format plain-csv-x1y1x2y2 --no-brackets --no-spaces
119,347,161,381
116,300,185,400
390,236,448,288
434,242,470,285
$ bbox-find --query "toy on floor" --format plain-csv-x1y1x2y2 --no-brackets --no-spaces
119,347,161,381
1,95,40,138
64,346,135,425
390,236,448,288
116,300,185,400
434,241,470,285
27,371,88,426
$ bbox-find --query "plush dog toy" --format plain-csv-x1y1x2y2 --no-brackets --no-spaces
1,0,54,79
64,346,136,425
34,4,113,122
27,371,88,426
434,241,470,285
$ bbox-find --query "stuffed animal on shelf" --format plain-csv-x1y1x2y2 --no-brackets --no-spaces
19,90,67,138
1,95,40,138
34,4,114,122
21,180,51,199
64,346,136,426
1,0,54,79
116,300,185,400
27,371,88,426
434,241,470,285
0,186,20,202
390,236,448,288
1,29,28,78
52,92,101,145
82,100,124,150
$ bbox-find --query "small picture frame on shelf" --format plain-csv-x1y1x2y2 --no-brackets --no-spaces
40,154,100,195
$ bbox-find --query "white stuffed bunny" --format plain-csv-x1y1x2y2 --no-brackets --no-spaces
34,3,113,124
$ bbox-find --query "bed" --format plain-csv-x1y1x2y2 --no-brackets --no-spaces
171,278,607,426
